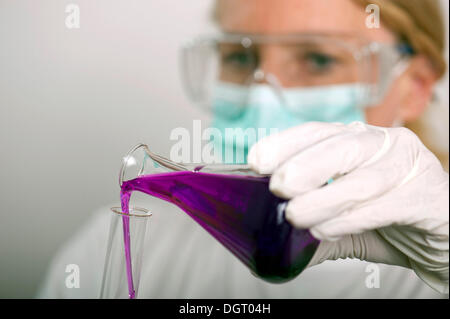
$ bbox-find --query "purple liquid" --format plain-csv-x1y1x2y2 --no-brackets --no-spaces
120,171,320,297
119,191,136,299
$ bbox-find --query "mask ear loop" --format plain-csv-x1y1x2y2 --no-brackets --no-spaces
389,58,411,127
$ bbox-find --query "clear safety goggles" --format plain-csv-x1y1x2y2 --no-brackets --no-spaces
181,33,413,111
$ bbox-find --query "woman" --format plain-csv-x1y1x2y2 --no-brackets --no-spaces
38,0,448,298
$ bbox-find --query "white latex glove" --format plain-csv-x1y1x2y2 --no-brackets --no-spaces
248,121,449,294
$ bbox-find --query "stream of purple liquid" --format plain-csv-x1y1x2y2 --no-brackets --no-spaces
120,191,135,299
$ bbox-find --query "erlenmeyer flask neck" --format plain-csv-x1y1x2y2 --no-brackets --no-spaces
119,144,190,187
119,144,263,188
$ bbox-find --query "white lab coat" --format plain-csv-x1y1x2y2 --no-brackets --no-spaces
37,196,446,299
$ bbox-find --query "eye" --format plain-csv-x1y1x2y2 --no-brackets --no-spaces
222,51,254,69
303,52,337,73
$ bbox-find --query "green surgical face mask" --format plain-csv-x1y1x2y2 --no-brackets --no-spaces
211,82,367,164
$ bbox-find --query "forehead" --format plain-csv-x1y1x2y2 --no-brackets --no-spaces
217,0,395,43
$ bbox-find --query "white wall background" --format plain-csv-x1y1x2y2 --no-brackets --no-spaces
0,0,448,298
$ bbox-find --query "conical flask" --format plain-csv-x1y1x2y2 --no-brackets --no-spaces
119,144,320,283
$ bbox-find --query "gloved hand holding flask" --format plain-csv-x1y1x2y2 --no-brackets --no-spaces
248,121,449,293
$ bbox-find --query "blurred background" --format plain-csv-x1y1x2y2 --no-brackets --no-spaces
0,0,448,298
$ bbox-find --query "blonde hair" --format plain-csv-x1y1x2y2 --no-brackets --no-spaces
352,0,448,170
353,0,446,78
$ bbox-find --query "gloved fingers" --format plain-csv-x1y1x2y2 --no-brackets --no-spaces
269,127,387,198
284,165,402,229
309,200,398,241
248,122,347,174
